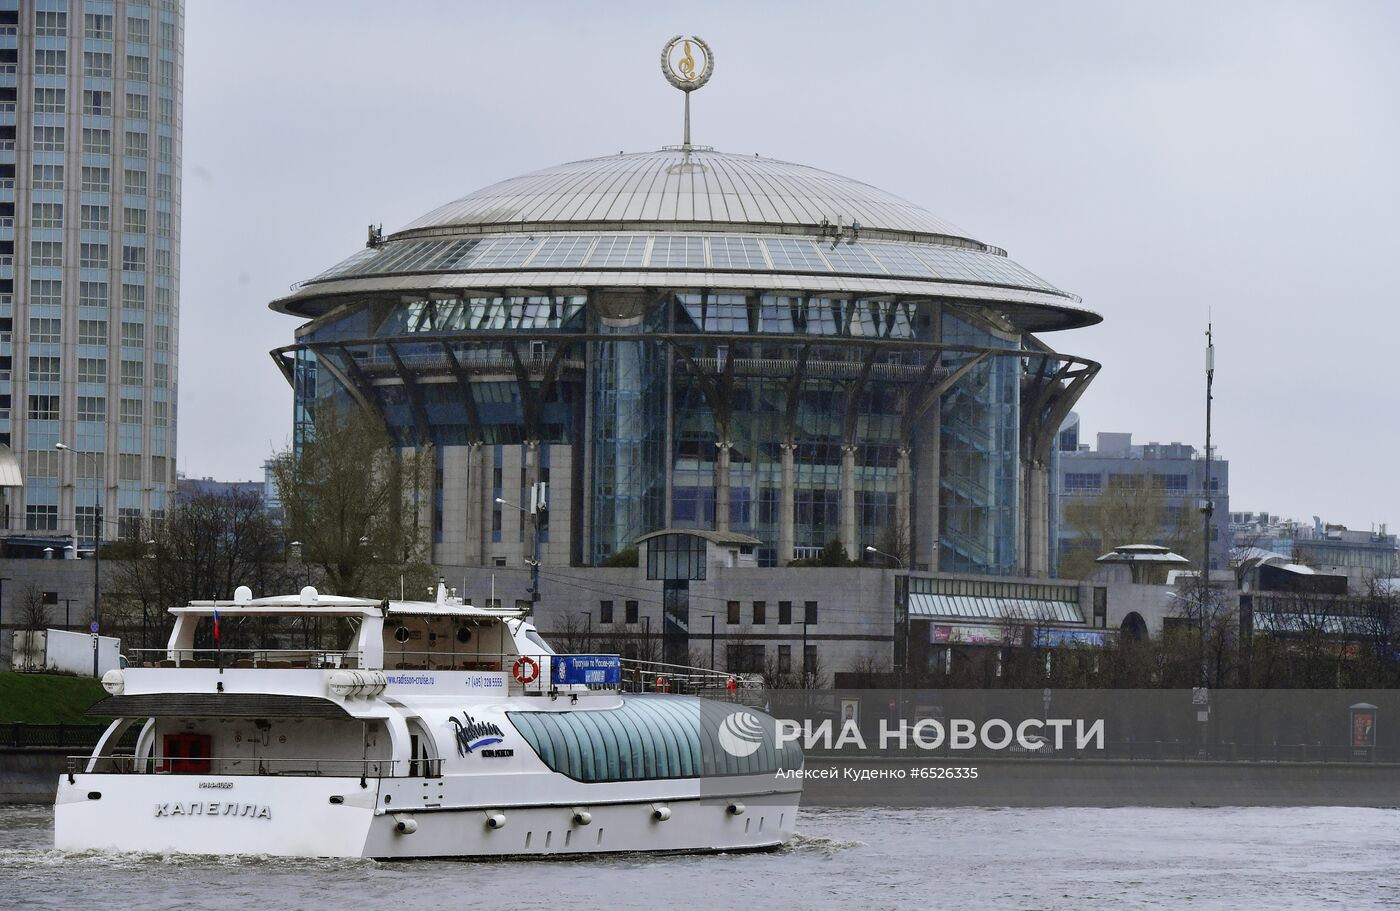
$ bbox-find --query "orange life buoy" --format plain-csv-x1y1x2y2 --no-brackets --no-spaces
513,655,540,684
655,675,669,693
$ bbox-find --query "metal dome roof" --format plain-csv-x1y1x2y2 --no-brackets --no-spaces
393,147,982,246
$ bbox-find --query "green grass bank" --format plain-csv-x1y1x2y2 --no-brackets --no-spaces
0,672,107,724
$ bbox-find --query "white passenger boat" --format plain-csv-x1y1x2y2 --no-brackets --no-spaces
54,584,802,858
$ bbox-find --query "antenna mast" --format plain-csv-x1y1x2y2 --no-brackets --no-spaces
1200,322,1215,684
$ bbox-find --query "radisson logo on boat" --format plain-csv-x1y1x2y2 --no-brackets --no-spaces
718,710,766,758
449,711,505,756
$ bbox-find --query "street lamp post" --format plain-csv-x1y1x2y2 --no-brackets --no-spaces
867,545,910,688
495,496,543,615
56,444,100,669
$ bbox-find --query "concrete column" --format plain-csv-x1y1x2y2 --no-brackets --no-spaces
714,440,731,532
1025,461,1050,578
779,442,796,564
895,444,912,552
464,442,483,566
840,444,858,558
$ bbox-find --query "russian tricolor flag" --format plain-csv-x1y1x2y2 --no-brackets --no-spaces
213,608,221,642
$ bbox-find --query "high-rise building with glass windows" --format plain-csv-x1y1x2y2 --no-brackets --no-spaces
0,0,181,550
272,145,1099,578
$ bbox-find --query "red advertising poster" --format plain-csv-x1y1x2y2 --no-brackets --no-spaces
1352,711,1376,748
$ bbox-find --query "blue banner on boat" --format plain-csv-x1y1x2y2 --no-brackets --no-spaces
551,655,622,686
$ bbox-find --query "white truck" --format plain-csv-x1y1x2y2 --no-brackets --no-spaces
9,628,121,677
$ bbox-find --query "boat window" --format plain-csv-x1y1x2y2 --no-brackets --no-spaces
524,630,555,655
509,696,802,783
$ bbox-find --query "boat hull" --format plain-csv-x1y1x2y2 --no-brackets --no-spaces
54,773,800,858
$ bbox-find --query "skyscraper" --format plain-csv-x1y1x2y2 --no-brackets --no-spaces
0,0,181,549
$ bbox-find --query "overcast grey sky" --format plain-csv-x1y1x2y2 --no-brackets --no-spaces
179,0,1400,529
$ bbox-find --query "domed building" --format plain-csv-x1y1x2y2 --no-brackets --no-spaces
270,146,1099,584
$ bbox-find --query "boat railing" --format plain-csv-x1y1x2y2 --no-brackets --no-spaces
619,658,745,696
126,648,363,669
68,754,444,779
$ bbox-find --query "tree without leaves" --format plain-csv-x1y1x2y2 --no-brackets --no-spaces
1059,475,1201,579
106,490,298,650
268,403,436,599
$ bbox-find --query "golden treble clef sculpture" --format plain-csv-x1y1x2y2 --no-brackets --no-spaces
678,40,696,81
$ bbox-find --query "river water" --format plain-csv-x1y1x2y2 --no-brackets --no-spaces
2,804,1397,909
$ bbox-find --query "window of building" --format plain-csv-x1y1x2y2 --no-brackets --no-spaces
726,600,740,625
159,20,175,45
81,166,110,192
33,87,65,114
79,243,108,269
28,356,60,382
1064,472,1101,491
804,601,818,625
120,359,144,385
153,362,168,385
80,205,109,231
125,54,149,83
33,164,64,191
31,242,62,268
120,322,144,347
803,644,818,675
150,400,167,426
35,10,66,36
778,644,792,674
118,506,142,537
121,284,145,310
78,358,106,384
119,398,142,424
79,282,108,309
752,600,766,624
34,48,66,75
158,97,173,124
79,318,108,347
778,600,792,624
26,505,58,531
31,202,63,229
645,533,708,581
124,131,149,159
599,600,613,624
29,318,60,344
82,128,111,155
77,396,105,422
33,125,64,153
153,324,168,351
125,93,148,120
624,600,638,625
1153,473,1189,492
155,173,171,199
126,16,151,45
121,245,145,271
84,13,113,40
30,279,61,307
84,52,113,79
123,169,147,196
27,394,60,419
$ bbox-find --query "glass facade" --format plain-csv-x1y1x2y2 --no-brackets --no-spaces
5,0,182,543
939,314,1020,575
276,149,1096,578
288,288,1068,574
